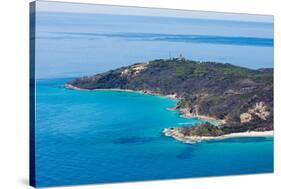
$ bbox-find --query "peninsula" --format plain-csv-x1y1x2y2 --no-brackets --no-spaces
65,58,273,142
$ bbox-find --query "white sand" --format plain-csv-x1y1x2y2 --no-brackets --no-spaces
221,130,273,138
163,128,273,143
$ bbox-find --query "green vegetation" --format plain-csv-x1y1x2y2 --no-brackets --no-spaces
67,58,273,136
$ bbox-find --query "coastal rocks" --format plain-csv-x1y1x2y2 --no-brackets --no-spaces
163,127,211,143
164,128,185,139
163,128,193,143
64,83,89,91
163,122,225,143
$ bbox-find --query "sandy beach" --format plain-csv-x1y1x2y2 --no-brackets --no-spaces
65,84,179,100
163,128,273,143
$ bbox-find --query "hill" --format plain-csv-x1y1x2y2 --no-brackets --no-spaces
66,58,273,136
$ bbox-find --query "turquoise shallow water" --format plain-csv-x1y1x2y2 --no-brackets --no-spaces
35,78,273,187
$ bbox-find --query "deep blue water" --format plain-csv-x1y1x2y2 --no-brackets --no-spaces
35,79,273,187
43,32,273,47
34,12,273,78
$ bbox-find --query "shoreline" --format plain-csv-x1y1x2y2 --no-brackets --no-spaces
179,110,225,126
66,83,273,143
65,83,225,124
163,128,273,143
65,83,91,91
65,83,179,100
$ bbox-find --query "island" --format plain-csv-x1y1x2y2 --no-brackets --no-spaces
65,58,273,143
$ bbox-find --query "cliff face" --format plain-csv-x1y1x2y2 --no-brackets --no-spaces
67,58,273,135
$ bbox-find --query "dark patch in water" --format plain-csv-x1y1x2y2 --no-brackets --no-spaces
112,137,154,144
176,146,197,159
45,32,273,47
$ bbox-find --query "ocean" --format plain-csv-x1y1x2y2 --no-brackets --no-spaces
34,12,273,79
33,11,274,187
35,78,273,187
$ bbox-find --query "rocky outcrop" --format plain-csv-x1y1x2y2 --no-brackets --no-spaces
240,112,252,123
121,63,148,77
240,102,270,123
